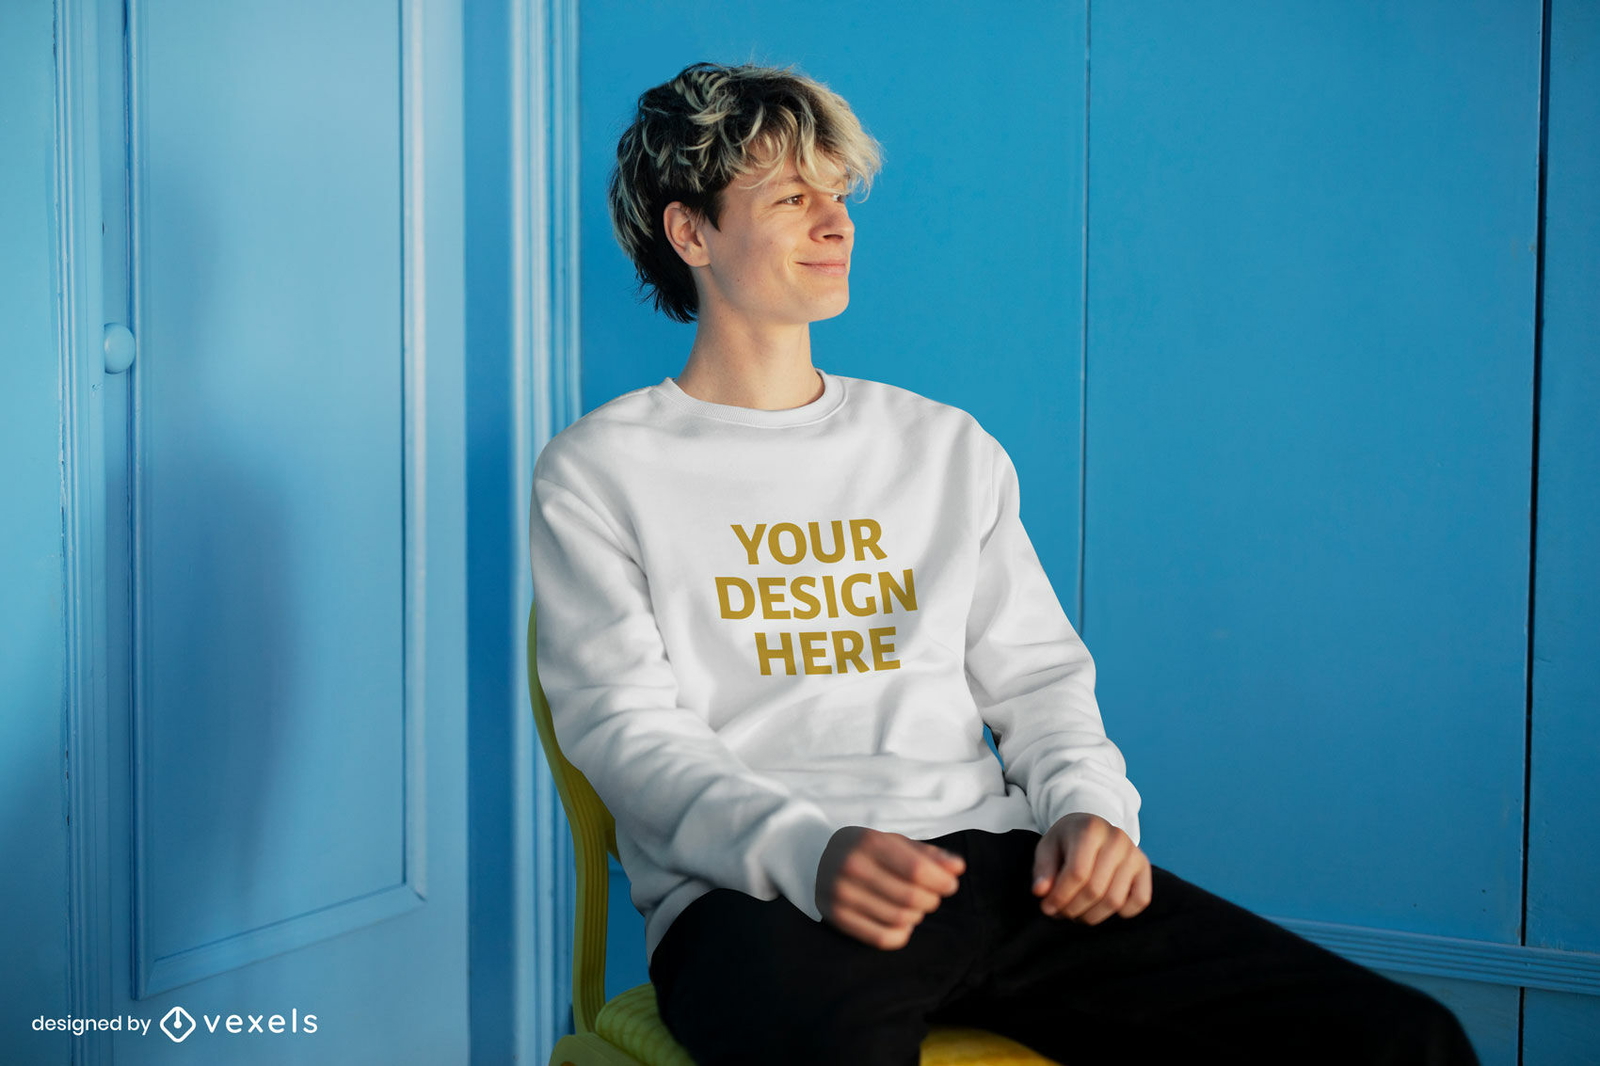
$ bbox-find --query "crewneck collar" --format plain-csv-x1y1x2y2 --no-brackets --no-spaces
654,367,847,427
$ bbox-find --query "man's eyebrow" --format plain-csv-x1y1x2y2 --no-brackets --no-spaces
773,173,847,193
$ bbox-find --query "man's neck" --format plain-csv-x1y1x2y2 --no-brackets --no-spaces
674,316,823,410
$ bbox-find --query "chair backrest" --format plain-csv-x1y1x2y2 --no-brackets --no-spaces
526,600,617,1036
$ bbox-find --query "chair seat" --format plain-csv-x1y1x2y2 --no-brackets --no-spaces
592,985,694,1066
592,983,1061,1065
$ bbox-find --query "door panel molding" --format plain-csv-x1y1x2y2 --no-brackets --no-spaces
98,0,435,1001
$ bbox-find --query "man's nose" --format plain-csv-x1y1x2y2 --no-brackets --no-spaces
818,201,853,241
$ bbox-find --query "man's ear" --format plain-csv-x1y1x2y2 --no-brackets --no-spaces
662,201,711,268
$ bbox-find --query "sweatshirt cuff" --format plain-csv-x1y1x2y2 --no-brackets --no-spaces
1038,785,1142,847
765,816,841,923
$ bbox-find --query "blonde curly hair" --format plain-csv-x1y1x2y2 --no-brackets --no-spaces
607,61,883,323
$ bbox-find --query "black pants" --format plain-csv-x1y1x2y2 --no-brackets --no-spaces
648,827,1480,1066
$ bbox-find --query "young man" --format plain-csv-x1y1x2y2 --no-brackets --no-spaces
528,61,1478,1066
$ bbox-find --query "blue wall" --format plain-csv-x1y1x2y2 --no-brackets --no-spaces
1086,0,1536,940
571,2,1598,1061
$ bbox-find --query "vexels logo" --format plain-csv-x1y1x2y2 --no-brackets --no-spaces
155,1004,318,1042
159,1006,195,1043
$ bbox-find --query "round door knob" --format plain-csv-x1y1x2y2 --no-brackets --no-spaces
104,323,136,374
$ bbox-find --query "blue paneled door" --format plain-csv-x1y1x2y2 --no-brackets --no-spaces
90,0,469,1061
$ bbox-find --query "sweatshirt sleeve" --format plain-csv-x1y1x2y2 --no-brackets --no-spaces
963,434,1143,845
528,471,841,921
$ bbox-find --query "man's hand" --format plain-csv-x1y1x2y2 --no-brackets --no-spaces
815,826,965,951
1031,812,1152,924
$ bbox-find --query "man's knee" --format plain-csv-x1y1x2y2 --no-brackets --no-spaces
1372,984,1478,1065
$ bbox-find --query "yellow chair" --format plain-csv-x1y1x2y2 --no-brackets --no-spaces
527,602,1062,1066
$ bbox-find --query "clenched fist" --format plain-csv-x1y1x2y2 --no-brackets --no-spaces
1031,812,1152,924
815,826,965,950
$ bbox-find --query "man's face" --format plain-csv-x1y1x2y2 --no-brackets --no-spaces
688,154,855,328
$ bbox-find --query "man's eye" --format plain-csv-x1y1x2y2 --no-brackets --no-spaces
780,191,845,205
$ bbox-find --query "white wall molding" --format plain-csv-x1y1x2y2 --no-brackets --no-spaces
515,0,582,1059
1281,916,1600,996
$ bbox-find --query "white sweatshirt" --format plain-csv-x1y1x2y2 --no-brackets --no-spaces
528,367,1142,964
